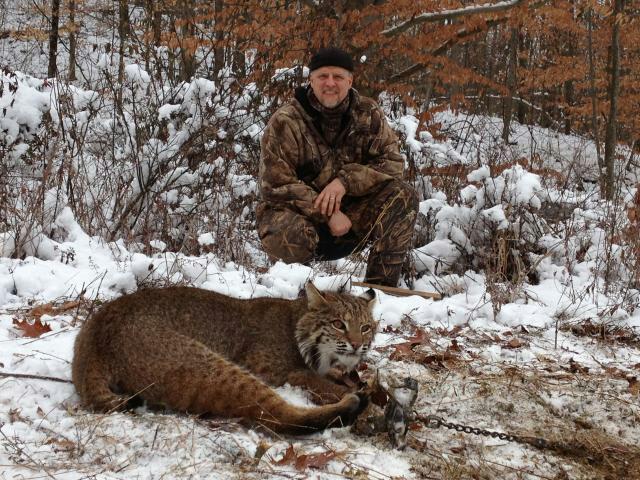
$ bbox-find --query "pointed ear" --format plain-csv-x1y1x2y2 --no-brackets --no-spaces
361,288,376,308
305,282,327,309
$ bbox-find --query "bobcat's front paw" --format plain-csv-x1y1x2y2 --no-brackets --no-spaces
326,367,361,388
326,393,362,428
326,367,347,382
354,389,370,416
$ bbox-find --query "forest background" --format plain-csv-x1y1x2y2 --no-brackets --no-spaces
1,0,639,273
1,1,640,478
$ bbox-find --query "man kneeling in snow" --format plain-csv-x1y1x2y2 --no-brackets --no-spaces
256,47,418,287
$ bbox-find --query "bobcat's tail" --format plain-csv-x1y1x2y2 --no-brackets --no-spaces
247,391,363,434
161,349,363,434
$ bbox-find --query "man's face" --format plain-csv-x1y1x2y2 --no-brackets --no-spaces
309,66,353,108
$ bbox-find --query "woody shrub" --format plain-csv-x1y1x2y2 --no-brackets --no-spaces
413,161,548,299
0,64,268,264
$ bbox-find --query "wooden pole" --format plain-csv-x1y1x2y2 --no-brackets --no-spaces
352,281,442,300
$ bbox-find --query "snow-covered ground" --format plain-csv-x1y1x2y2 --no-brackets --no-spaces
1,201,639,478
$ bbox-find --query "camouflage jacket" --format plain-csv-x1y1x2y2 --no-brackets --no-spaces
258,86,404,223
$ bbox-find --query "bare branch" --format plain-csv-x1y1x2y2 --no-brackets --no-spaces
382,0,525,37
390,63,428,82
390,18,504,81
0,371,72,383
352,281,442,299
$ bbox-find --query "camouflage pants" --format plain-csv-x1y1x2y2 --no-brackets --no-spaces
256,179,418,287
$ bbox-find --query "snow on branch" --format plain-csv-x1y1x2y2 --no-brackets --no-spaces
381,0,525,37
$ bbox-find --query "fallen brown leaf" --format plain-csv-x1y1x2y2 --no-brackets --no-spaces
45,437,77,453
9,408,23,423
503,338,528,349
30,300,80,320
13,318,52,338
295,450,337,470
275,445,296,465
567,358,589,374
628,377,639,395
417,351,459,370
407,328,429,344
389,328,430,361
437,325,464,337
53,439,77,453
389,342,417,361
449,338,462,351
274,445,338,471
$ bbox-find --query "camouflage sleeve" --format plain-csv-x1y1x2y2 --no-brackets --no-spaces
337,107,405,197
259,113,328,223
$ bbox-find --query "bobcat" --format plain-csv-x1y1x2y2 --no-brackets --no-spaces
72,283,377,434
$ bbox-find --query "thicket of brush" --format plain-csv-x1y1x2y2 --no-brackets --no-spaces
1,1,639,322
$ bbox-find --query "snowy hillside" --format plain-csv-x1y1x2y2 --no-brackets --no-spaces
1,65,640,479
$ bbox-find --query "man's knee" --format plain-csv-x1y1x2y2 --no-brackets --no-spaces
372,179,418,226
386,179,419,214
256,206,319,264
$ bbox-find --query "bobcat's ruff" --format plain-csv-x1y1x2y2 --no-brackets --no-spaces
72,283,376,434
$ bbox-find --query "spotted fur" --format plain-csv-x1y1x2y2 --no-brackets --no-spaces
296,286,377,376
72,283,376,434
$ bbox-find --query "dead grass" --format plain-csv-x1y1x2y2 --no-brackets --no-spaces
367,320,640,480
563,318,640,348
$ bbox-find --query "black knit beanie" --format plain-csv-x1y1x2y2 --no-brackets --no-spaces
309,47,354,72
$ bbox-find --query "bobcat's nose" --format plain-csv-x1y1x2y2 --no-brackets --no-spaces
350,341,361,351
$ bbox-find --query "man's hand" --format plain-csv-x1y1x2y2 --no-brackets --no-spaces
328,210,352,237
314,178,346,216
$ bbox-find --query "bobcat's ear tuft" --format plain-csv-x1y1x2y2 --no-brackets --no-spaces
305,282,327,309
361,288,376,306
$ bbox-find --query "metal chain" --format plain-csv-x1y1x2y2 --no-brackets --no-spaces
419,414,550,450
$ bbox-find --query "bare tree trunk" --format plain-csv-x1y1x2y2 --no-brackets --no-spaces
562,31,575,136
143,1,153,73
47,0,61,78
144,0,163,80
67,0,77,81
117,0,129,107
603,0,624,200
232,5,248,77
213,0,225,78
502,27,518,143
586,7,603,189
179,0,196,81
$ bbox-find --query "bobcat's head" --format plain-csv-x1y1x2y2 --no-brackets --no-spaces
296,282,377,376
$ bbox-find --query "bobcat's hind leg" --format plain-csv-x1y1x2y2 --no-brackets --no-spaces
154,339,363,434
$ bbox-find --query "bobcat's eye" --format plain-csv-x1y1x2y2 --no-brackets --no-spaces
332,320,345,330
361,324,371,333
